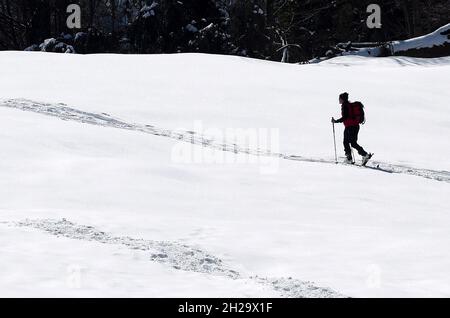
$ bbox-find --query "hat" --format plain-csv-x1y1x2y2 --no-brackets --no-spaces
339,92,349,101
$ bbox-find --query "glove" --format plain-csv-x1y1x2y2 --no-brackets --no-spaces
331,117,336,123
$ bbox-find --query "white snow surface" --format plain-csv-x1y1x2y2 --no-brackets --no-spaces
0,51,449,297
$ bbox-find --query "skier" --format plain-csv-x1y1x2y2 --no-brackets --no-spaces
331,92,372,165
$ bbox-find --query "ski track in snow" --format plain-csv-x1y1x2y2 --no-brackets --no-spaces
1,98,449,184
6,218,345,298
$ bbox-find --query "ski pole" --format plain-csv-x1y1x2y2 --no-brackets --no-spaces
332,121,338,164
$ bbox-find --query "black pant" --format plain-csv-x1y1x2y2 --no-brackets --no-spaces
344,125,367,159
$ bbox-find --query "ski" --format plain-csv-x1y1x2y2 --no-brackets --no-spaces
362,164,394,174
341,161,394,174
286,155,395,174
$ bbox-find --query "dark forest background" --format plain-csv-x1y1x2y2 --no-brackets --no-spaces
0,0,449,62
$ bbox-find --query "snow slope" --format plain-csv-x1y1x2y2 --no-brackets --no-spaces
0,52,449,297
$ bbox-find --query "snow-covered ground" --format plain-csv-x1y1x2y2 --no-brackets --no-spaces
0,52,449,297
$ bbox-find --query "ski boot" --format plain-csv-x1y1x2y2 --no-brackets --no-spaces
362,153,373,166
344,155,354,164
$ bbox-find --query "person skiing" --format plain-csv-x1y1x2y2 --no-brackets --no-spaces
331,92,372,165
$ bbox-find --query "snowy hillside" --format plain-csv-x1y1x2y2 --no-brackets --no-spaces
0,52,449,297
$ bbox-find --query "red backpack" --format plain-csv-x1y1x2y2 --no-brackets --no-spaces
348,102,365,125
